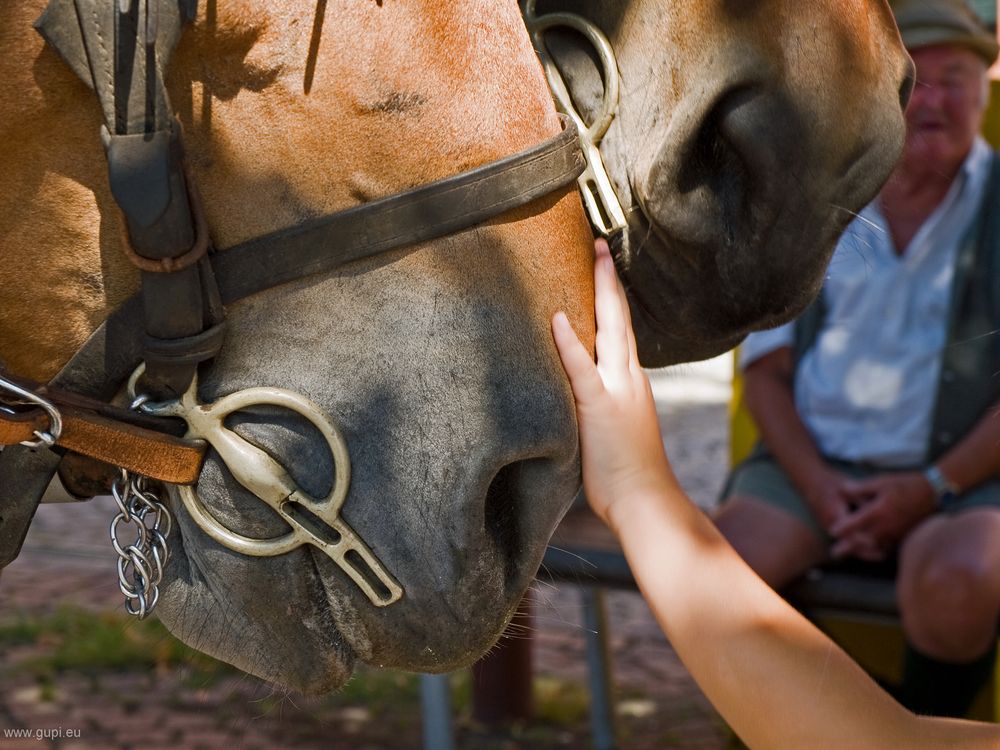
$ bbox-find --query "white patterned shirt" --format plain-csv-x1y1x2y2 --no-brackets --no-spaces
739,137,993,467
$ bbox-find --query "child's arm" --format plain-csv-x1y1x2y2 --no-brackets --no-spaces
550,240,1000,750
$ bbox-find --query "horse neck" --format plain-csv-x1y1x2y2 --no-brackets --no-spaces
1,1,558,381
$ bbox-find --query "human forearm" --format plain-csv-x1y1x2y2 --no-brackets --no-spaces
553,243,1000,749
935,398,1000,492
610,488,998,750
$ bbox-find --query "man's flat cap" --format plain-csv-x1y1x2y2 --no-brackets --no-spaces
891,0,999,64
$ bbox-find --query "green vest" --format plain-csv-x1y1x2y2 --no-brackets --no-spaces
794,152,1000,464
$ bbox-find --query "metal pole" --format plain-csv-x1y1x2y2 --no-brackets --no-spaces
419,673,455,750
582,586,617,750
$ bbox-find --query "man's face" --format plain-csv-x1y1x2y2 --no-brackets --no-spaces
902,44,987,174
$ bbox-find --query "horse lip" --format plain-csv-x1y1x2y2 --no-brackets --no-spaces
155,515,360,693
618,204,702,333
298,452,577,674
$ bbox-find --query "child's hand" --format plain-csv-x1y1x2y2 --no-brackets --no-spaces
551,239,676,531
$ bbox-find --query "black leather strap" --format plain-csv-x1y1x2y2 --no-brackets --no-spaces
32,116,582,404
62,116,584,388
36,0,222,399
214,116,585,304
143,321,227,368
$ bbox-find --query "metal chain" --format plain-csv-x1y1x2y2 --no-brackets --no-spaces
109,468,171,619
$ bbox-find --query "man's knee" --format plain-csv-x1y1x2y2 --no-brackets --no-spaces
899,516,1000,659
715,495,826,589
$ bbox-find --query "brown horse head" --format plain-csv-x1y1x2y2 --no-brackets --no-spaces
3,0,595,692
0,0,908,692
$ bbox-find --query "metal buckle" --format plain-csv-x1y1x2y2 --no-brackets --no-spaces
0,374,64,449
130,368,402,608
523,0,627,237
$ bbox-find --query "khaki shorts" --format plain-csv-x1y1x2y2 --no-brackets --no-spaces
720,448,1000,540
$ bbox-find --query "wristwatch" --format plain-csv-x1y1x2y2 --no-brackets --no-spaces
923,464,960,507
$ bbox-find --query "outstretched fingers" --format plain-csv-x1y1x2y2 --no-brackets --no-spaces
598,239,637,358
617,269,640,373
552,311,604,402
554,238,640,404
593,240,632,386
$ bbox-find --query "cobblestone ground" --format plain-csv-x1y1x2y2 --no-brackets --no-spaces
0,357,733,750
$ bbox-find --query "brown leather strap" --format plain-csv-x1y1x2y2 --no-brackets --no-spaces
58,404,204,484
0,382,205,485
0,406,204,485
0,410,49,445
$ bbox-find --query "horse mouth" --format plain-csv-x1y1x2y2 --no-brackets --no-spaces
305,454,570,677
158,404,576,690
161,510,361,694
147,266,584,690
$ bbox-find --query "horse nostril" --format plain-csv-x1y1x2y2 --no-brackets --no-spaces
664,85,793,249
675,87,759,242
482,457,561,589
484,462,523,583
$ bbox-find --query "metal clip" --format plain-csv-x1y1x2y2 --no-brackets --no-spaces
133,370,403,608
522,0,627,237
0,374,63,449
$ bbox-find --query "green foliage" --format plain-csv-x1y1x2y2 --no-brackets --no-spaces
0,606,231,683
533,675,589,725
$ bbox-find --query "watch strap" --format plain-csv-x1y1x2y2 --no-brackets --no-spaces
923,464,960,506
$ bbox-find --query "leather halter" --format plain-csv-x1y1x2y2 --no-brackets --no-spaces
0,1,585,570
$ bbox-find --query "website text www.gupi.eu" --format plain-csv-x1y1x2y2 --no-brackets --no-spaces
3,727,83,741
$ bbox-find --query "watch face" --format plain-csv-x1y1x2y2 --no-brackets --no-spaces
924,466,959,503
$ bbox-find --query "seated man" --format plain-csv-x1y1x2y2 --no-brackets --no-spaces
716,0,1000,718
